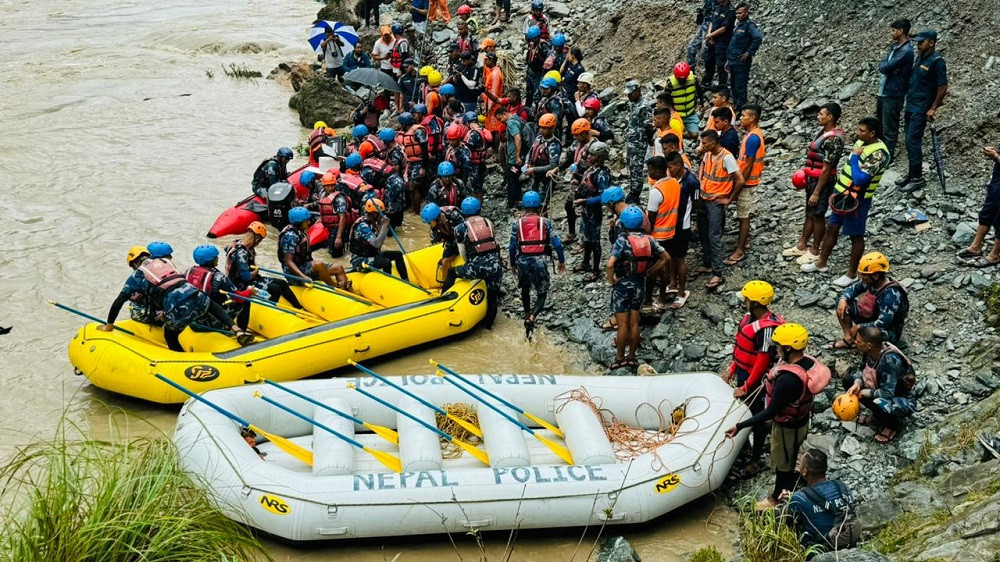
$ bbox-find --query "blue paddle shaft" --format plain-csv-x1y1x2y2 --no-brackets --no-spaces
437,364,523,414
259,394,365,450
352,363,446,416
438,375,533,434
225,292,296,316
155,374,250,427
352,385,452,441
53,302,135,335
263,379,364,425
254,265,310,284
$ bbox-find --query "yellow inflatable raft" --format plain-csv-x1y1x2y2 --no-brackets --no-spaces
68,245,487,404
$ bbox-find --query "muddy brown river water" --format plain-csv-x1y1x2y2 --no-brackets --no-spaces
0,0,736,558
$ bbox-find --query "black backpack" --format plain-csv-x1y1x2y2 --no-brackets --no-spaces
801,481,861,550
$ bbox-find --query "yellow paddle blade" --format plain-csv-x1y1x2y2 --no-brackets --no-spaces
453,438,490,466
365,423,400,445
248,424,314,466
537,434,574,465
448,414,483,438
524,412,564,438
364,446,403,473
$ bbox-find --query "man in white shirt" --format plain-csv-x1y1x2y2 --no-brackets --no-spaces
371,26,395,76
321,29,346,83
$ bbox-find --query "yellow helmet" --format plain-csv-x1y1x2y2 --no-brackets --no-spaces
126,245,149,265
544,70,562,83
772,323,809,350
832,393,860,421
858,251,890,274
477,114,486,124
419,65,434,77
313,120,328,130
428,70,443,86
740,280,774,306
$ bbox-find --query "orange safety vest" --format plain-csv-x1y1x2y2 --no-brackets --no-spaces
650,177,681,241
738,126,765,187
699,148,735,200
705,105,736,132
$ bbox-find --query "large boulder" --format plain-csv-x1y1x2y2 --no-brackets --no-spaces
316,0,361,28
268,61,316,92
288,76,359,128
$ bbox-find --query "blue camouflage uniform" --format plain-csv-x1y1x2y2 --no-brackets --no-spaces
445,144,474,186
527,134,562,195
189,266,243,327
252,159,285,199
119,269,163,324
383,172,406,215
625,99,653,203
610,233,664,313
454,221,503,292
278,225,314,282
578,166,610,243
845,346,916,429
349,220,380,270
841,280,909,344
426,179,470,208
431,206,466,259
508,214,565,319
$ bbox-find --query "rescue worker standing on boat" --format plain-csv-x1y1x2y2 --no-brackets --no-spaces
509,191,566,337
101,242,251,352
350,199,409,279
279,206,352,289
317,170,357,258
441,197,504,328
187,244,254,330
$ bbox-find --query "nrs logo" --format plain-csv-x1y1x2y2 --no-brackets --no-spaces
654,474,681,494
258,494,291,515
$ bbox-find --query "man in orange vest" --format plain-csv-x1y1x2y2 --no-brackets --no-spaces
481,52,505,134
653,152,698,309
725,103,765,265
695,129,743,291
643,155,678,311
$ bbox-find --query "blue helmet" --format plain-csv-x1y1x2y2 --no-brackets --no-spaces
460,196,481,216
277,147,294,159
352,124,369,138
288,206,312,224
147,241,173,259
462,111,478,124
193,244,220,266
522,190,542,209
437,161,455,177
412,103,428,115
421,202,442,223
391,23,404,34
540,77,558,89
601,186,625,205
531,0,544,10
299,170,316,187
525,25,541,40
551,33,566,47
378,128,396,143
440,84,456,96
398,112,415,126
620,205,645,230
345,152,363,170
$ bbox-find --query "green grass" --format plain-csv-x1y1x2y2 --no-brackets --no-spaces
689,545,725,562
0,418,269,561
222,63,262,80
737,499,820,562
872,508,951,555
978,283,1000,329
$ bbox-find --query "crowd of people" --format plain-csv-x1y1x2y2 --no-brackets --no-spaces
93,2,982,553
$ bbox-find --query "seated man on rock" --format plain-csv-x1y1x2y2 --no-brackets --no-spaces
832,251,909,349
780,448,859,551
844,326,917,443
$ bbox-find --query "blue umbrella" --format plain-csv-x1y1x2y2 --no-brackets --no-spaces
309,21,358,57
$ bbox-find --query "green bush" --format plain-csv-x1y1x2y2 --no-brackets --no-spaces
689,545,725,562
737,500,819,562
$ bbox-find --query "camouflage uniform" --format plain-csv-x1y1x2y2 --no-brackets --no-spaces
841,280,910,344
624,98,653,203
121,270,163,324
383,172,406,215
193,267,244,328
453,222,504,292
425,178,470,208
431,206,466,260
251,159,286,199
578,166,611,243
162,283,212,332
527,134,562,196
278,226,314,282
508,214,565,320
609,233,664,313
444,143,473,186
349,220,381,270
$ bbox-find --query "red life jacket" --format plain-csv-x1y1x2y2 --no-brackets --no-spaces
364,135,389,159
626,234,656,274
765,358,832,425
390,38,408,69
527,14,550,39
225,240,255,283
803,128,846,179
185,265,214,293
421,114,445,158
402,124,428,162
319,193,357,228
529,136,554,166
731,313,785,376
339,173,365,197
573,141,590,167
363,158,394,185
517,215,548,255
464,216,498,256
466,129,490,164
864,342,917,395
579,166,603,196
138,258,186,291
457,34,475,54
434,180,461,207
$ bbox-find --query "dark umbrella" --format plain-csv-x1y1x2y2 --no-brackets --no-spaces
931,124,949,193
344,68,400,92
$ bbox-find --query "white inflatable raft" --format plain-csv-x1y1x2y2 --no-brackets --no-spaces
172,373,750,540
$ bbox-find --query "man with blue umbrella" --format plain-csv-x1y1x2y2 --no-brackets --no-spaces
321,28,346,83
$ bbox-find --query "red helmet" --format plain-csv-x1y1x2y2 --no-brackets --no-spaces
457,4,472,14
446,123,468,140
582,97,602,111
792,169,808,190
673,62,691,80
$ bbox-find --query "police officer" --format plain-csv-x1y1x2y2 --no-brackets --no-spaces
523,25,550,107
399,110,432,213
420,201,465,283
573,141,612,281
463,112,491,200
187,245,253,330
225,221,304,309
442,197,504,328
524,113,562,202
553,118,594,243
118,245,162,325
317,170,356,257
279,206,352,289
508,191,566,337
349,198,409,279
101,242,251,352
251,147,294,199
624,80,653,203
606,206,668,369
426,161,470,207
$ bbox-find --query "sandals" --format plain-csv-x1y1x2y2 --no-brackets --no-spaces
599,319,617,331
827,337,854,350
235,330,255,346
973,256,1000,268
875,427,898,443
583,272,600,283
609,358,629,370
670,290,691,309
706,276,724,291
688,267,712,281
957,249,983,259
856,414,874,426
723,252,746,266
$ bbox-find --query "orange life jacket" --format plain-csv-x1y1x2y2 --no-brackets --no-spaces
699,148,735,200
738,126,766,187
402,124,428,162
650,177,681,241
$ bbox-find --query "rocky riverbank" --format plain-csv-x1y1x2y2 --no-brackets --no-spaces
279,1,1000,559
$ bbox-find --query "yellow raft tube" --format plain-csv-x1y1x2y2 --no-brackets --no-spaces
68,244,487,404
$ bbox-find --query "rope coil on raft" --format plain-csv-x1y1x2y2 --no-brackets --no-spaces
435,403,481,458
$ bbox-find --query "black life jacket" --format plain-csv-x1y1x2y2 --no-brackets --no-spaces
277,225,310,266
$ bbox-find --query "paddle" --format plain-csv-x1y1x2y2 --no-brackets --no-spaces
154,374,313,466
379,211,428,290
50,301,135,335
220,290,324,322
433,370,574,465
254,391,402,473
348,382,490,466
260,378,398,445
347,360,482,438
251,266,373,306
430,360,564,438
361,263,431,295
